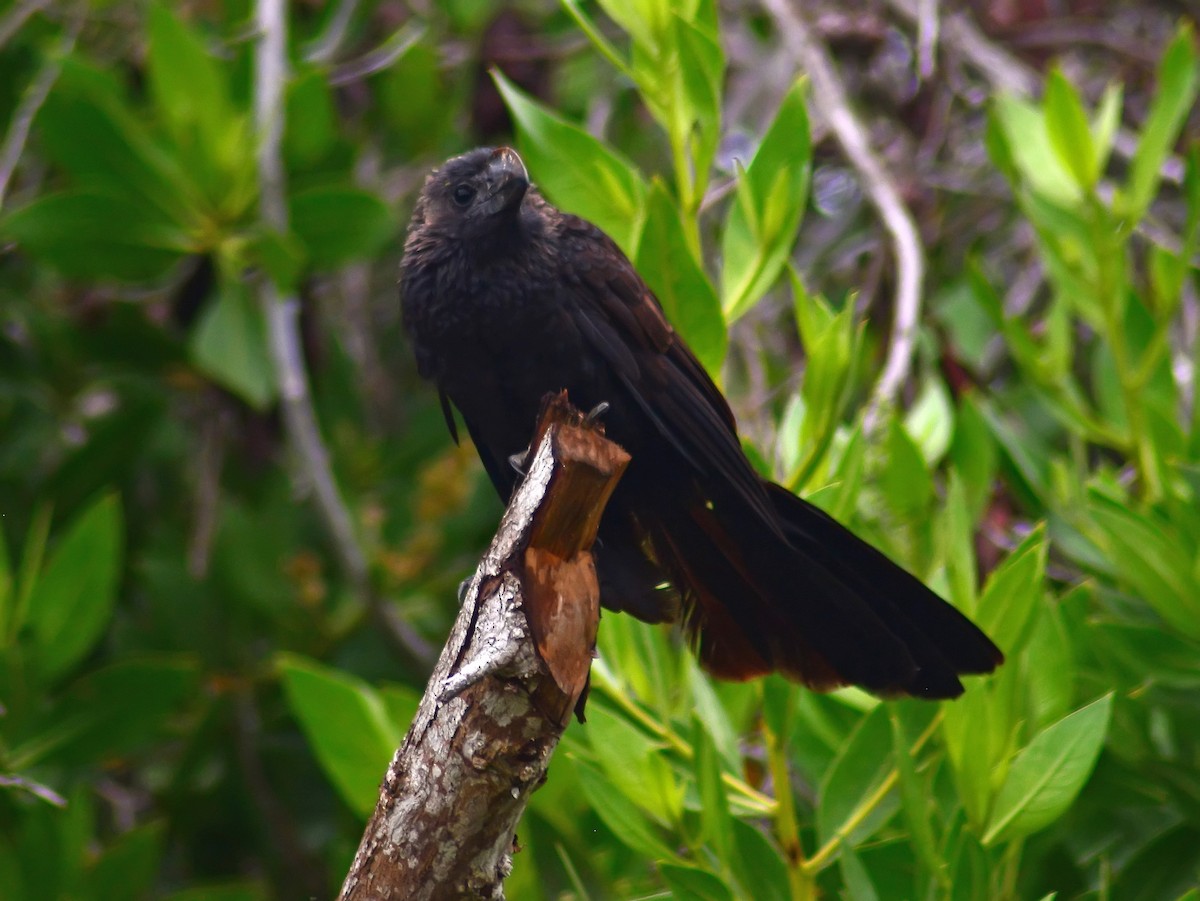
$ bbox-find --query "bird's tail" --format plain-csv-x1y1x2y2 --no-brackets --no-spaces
659,482,1003,698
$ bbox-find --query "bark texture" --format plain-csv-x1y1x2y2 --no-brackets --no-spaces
339,393,629,901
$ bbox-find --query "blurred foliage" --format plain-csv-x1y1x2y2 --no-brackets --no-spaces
1,1,1198,899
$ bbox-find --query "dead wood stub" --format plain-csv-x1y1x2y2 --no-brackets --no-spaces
339,392,628,901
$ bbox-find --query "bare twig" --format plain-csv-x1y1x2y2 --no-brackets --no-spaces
254,0,288,231
253,0,376,606
187,395,230,579
340,395,628,901
882,0,1184,184
763,0,926,426
916,0,939,80
301,0,360,64
329,21,425,86
0,18,79,210
0,0,49,51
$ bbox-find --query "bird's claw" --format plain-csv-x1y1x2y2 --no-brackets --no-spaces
509,449,530,475
585,401,610,424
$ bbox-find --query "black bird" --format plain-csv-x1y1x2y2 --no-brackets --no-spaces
400,147,1003,698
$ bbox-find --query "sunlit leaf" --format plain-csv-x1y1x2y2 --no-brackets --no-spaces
190,279,276,410
1044,69,1098,190
278,653,400,818
26,493,123,683
983,694,1113,844
975,524,1047,657
636,180,726,372
1123,24,1199,219
721,80,811,320
495,72,647,254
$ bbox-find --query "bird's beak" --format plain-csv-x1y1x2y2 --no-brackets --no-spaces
482,147,529,215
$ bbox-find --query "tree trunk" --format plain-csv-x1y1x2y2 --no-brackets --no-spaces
339,393,629,900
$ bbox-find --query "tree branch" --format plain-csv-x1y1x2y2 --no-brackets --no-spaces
254,0,392,633
882,0,1184,184
763,0,926,426
339,393,629,901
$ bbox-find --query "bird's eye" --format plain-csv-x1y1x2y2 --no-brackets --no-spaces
451,184,476,207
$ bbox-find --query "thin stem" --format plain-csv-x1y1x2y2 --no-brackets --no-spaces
253,0,382,604
762,0,926,430
595,678,777,814
803,712,942,873
764,712,815,901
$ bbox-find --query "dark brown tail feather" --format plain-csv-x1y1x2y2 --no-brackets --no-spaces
635,482,1001,698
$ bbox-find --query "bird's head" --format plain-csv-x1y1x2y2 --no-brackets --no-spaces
411,146,531,242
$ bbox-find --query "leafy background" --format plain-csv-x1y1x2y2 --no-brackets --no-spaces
1,1,1198,899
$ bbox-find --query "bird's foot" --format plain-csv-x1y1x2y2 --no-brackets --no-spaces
508,448,530,475
584,401,610,424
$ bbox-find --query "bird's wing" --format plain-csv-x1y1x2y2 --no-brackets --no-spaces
559,217,778,526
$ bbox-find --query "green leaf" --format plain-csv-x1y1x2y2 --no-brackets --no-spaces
983,694,1114,844
12,502,51,635
494,72,647,254
880,416,933,519
285,68,338,168
692,717,734,868
37,58,199,227
729,819,790,901
941,683,1003,829
1096,620,1200,689
687,661,742,770
1109,824,1200,901
990,95,1079,205
87,821,164,901
818,705,898,850
974,524,1047,657
1082,495,1200,639
839,845,879,901
1124,24,1199,220
1090,82,1123,177
577,761,677,860
904,377,955,466
888,706,940,879
940,471,978,616
585,703,682,824
761,675,797,746
635,180,726,372
13,657,199,768
721,80,811,320
146,2,248,210
595,0,663,49
789,274,862,488
4,192,192,281
949,393,997,521
190,279,277,410
1044,69,1098,190
288,186,394,269
247,227,307,293
278,653,401,818
660,864,735,901
670,5,724,203
1024,598,1075,729
26,493,122,683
